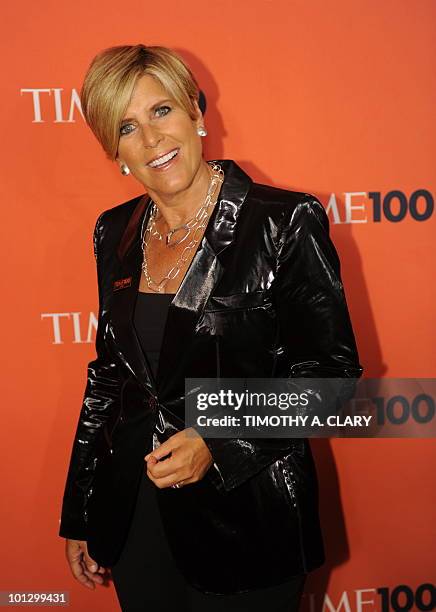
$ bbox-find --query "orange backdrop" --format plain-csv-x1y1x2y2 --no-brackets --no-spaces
1,0,435,610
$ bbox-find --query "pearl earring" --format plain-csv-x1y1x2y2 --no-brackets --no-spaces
197,126,207,137
120,163,130,176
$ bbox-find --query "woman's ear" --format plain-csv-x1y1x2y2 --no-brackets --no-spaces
192,99,203,127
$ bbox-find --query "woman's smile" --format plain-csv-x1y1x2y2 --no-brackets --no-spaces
147,147,180,171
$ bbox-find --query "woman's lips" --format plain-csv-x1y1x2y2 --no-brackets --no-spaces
147,148,180,171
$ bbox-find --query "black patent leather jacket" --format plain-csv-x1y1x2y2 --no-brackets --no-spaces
59,160,363,594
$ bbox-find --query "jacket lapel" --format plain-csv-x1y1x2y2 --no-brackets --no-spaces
109,160,253,397
108,198,156,395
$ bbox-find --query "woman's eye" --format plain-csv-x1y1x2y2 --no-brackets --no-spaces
155,106,171,118
120,123,135,136
119,107,170,135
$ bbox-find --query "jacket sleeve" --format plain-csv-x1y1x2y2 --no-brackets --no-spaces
58,213,122,540
204,196,363,492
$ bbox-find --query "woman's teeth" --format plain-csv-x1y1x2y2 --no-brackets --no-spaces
148,149,178,168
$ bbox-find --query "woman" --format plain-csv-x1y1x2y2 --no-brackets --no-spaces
59,45,363,611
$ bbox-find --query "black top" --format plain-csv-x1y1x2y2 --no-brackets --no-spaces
133,292,175,378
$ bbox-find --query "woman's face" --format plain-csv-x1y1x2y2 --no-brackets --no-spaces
116,74,204,198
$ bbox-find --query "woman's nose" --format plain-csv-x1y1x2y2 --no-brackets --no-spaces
140,123,162,149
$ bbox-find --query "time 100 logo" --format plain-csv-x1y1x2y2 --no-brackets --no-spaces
327,190,434,223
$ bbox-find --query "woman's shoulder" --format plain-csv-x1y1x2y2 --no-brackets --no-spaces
96,193,145,229
249,181,321,208
92,194,146,258
247,181,326,227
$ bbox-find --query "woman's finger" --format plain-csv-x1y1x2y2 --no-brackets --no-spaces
147,468,188,489
82,565,105,585
69,558,96,589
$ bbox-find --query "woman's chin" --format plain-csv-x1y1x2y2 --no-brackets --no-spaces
144,169,196,198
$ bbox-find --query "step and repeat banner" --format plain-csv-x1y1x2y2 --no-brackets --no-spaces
1,0,435,610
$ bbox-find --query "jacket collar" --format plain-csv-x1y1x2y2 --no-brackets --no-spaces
124,158,253,259
108,159,253,397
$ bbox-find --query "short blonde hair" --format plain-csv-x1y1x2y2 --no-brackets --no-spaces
80,45,200,160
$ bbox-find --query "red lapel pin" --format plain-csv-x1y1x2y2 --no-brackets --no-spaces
113,276,132,291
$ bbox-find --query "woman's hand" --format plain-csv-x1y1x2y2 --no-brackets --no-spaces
144,428,213,488
65,539,108,589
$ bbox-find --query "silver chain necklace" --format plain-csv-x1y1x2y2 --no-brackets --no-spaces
141,162,224,293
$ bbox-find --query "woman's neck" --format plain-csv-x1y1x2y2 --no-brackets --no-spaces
146,159,212,230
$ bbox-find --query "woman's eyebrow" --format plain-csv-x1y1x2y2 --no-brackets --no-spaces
150,98,173,110
121,99,173,124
